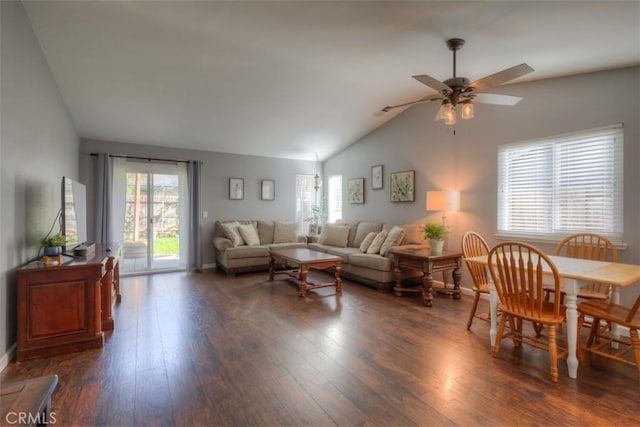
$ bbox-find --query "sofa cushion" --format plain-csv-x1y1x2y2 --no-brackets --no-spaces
366,230,388,254
349,252,393,272
307,242,329,253
238,224,260,246
359,232,377,253
379,226,406,257
336,219,361,247
384,223,425,245
225,245,269,260
353,222,383,248
273,221,298,243
257,221,275,244
319,225,349,247
326,247,359,263
221,221,245,247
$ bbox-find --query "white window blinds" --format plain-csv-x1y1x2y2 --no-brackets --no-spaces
497,124,623,242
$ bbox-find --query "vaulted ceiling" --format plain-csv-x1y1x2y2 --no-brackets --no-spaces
23,1,640,160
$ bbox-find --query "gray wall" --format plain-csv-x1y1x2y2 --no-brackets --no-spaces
326,66,640,303
0,1,80,367
80,139,318,266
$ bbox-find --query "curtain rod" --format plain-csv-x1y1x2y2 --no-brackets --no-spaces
90,153,194,164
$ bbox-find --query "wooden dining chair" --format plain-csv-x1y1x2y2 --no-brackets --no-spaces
552,233,618,302
461,231,491,330
577,294,640,378
488,241,568,383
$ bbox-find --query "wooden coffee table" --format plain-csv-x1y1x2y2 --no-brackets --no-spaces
269,248,342,297
390,247,462,307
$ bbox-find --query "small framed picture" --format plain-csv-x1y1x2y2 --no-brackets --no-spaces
261,179,275,200
348,178,365,204
229,178,244,200
390,170,415,202
371,164,383,190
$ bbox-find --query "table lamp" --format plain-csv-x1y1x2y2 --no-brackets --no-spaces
426,190,460,227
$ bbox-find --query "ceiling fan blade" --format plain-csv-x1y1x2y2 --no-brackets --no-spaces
382,94,442,112
412,75,452,94
472,92,523,106
469,63,534,92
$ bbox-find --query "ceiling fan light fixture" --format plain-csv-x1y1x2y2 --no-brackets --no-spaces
434,101,451,121
444,106,457,125
461,100,474,120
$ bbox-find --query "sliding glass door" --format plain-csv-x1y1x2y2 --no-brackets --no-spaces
121,162,188,274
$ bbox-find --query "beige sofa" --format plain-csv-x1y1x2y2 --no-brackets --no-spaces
213,220,306,274
307,220,427,291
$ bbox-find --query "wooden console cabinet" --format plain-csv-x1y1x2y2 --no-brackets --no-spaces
16,244,121,362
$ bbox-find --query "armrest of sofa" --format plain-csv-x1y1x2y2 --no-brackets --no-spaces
213,236,233,252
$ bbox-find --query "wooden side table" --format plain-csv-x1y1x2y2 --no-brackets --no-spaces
390,247,462,307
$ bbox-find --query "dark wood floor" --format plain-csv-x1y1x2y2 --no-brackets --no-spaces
2,270,639,426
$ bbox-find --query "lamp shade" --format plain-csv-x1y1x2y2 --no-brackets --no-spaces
426,191,460,212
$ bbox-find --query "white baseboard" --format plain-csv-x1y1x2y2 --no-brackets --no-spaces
0,343,16,372
200,263,216,270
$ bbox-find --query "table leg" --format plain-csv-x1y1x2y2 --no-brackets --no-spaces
564,278,579,379
489,281,498,346
421,271,434,307
335,264,342,294
393,264,403,296
610,286,621,349
114,260,121,303
299,265,308,297
269,254,275,281
452,267,461,299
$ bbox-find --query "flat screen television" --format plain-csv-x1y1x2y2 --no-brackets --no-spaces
61,176,88,251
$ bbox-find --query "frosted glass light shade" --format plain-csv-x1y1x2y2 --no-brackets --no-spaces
426,191,460,212
461,101,474,119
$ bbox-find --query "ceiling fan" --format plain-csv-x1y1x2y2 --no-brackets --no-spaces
382,38,534,125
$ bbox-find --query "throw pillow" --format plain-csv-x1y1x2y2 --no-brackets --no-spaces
238,224,260,246
366,230,388,254
319,225,349,248
221,221,245,247
379,226,406,256
273,221,298,243
359,232,377,253
353,222,383,248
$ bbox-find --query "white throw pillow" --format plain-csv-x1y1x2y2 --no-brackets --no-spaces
238,224,260,246
366,230,388,254
273,221,298,243
379,226,406,256
359,232,377,253
319,225,349,248
221,221,245,247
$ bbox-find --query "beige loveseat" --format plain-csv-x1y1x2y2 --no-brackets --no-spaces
307,220,427,291
213,220,306,274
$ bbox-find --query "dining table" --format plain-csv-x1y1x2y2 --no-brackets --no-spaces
464,253,640,379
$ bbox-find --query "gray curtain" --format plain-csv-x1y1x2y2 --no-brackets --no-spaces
94,153,112,244
187,160,203,270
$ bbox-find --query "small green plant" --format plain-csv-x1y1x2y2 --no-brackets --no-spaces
422,221,448,241
40,233,67,247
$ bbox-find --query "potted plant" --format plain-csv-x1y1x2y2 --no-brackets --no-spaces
422,221,448,255
40,233,67,257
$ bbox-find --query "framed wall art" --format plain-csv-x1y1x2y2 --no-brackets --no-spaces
229,178,244,200
371,164,383,190
261,179,275,200
348,178,365,204
390,170,415,202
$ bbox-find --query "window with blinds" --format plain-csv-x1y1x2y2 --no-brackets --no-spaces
497,124,624,243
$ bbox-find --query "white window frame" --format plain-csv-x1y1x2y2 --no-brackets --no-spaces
295,174,316,234
327,175,342,224
497,123,624,247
